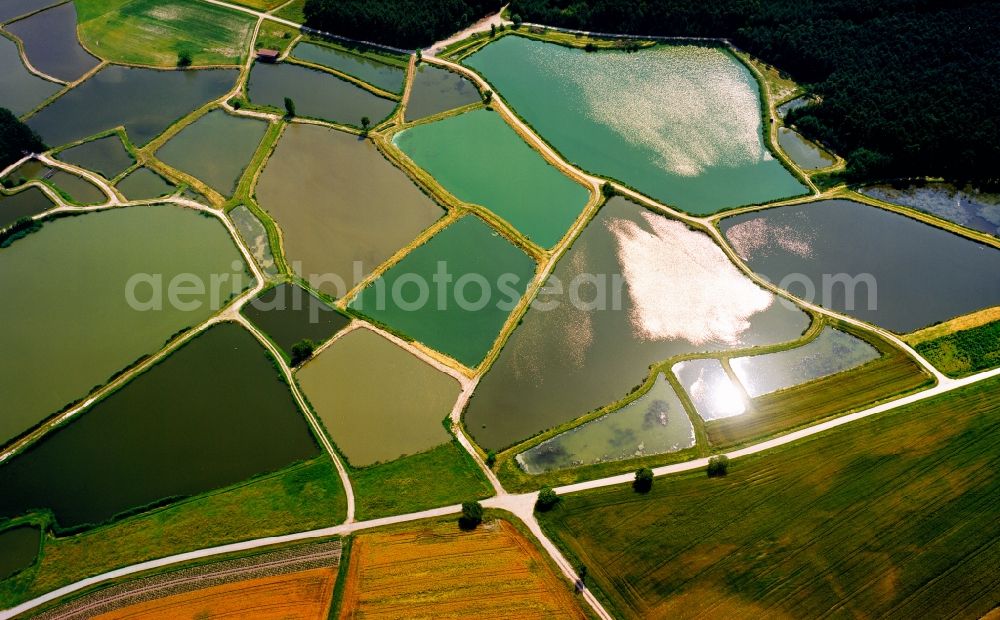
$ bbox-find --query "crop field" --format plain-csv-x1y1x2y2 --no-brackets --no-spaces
0,458,346,609
339,519,585,619
706,330,933,447
913,319,1000,378
352,442,493,520
94,567,337,619
539,376,1000,619
76,0,255,66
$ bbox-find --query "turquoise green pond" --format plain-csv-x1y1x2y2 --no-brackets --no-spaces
393,109,589,248
247,62,396,128
255,123,443,296
350,215,536,367
156,109,268,196
0,205,251,447
673,358,747,421
0,185,53,229
465,196,810,450
230,204,278,277
730,327,880,398
5,2,99,82
292,41,405,93
778,127,836,170
465,36,808,213
0,35,60,117
297,328,459,466
115,167,175,200
27,65,238,147
242,283,350,356
517,373,695,474
0,525,39,579
0,322,319,529
405,64,480,122
55,134,134,180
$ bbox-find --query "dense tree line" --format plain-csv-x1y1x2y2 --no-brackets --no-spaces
508,0,1000,186
0,107,45,170
303,0,502,48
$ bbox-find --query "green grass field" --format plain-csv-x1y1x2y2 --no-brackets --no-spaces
255,20,299,55
0,457,346,608
915,320,1000,378
273,0,305,23
351,441,494,521
539,376,1000,619
76,0,255,66
707,329,933,447
227,0,288,10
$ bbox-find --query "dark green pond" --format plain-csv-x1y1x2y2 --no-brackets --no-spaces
242,283,350,355
27,65,238,147
0,204,250,447
55,134,135,180
115,167,175,200
47,170,105,204
5,2,99,82
0,185,52,229
0,524,40,579
721,199,1000,332
465,36,807,213
405,64,480,122
0,322,320,529
350,215,536,368
292,41,405,93
296,328,459,466
777,127,836,170
393,109,589,248
247,62,396,128
465,197,810,450
255,123,443,295
156,109,268,196
0,34,60,116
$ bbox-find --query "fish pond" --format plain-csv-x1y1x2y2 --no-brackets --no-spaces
776,96,810,119
255,124,443,295
296,328,459,466
350,215,536,368
55,134,134,180
394,109,589,248
6,162,106,204
292,41,405,94
722,199,1000,332
0,185,52,229
230,204,278,277
156,109,268,196
115,167,175,200
27,65,237,147
247,62,396,127
517,373,695,474
242,283,350,355
861,183,1000,237
5,2,99,82
465,36,807,213
673,358,747,421
404,64,481,122
464,196,810,450
0,34,60,116
730,327,880,398
777,127,836,170
0,524,39,580
0,322,319,528
0,0,61,23
0,204,250,447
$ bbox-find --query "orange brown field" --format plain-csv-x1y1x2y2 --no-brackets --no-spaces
339,519,586,619
94,567,337,620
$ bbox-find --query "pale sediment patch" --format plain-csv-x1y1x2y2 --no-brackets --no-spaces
609,211,774,345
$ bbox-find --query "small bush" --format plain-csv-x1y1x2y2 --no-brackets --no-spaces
633,467,653,493
459,500,483,530
177,51,193,68
535,486,559,512
707,455,730,477
485,450,496,467
289,339,316,366
284,96,296,118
